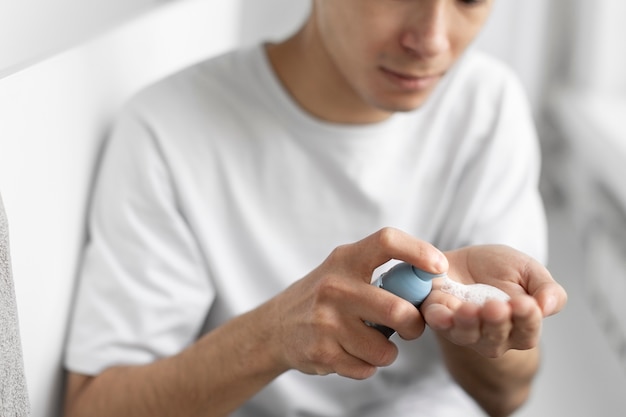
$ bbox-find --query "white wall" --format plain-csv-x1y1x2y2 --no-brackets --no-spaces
569,0,626,94
238,0,309,46
0,1,238,415
0,0,172,74
474,0,556,110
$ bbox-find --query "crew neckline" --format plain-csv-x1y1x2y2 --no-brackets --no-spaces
250,43,417,141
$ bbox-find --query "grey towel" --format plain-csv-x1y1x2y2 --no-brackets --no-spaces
0,195,30,416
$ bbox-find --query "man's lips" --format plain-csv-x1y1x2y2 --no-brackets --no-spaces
380,67,443,91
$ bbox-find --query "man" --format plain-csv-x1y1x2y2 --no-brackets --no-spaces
63,1,567,416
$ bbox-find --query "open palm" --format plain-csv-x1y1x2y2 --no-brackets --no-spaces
421,245,567,357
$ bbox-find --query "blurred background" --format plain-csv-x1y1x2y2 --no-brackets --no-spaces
1,0,625,416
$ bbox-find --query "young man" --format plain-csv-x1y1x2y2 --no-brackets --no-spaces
63,1,567,416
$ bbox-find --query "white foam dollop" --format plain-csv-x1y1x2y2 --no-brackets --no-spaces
440,276,510,305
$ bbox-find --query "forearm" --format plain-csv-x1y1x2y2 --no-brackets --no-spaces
64,302,287,417
437,335,540,417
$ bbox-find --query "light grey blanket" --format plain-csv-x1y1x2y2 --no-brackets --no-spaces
0,195,30,416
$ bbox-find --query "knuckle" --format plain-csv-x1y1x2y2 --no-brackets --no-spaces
483,329,507,345
397,320,425,340
326,244,352,268
337,365,377,381
450,329,479,346
307,298,338,334
513,335,540,351
376,344,399,366
383,299,424,339
314,273,347,303
303,341,337,372
347,365,377,380
415,243,432,264
386,298,415,324
511,323,542,350
375,227,400,249
482,346,506,359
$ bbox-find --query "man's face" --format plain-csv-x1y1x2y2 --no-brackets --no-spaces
313,0,494,115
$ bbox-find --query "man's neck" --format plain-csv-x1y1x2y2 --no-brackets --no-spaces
265,21,392,125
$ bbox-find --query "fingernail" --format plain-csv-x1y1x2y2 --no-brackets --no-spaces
436,252,448,273
543,295,557,316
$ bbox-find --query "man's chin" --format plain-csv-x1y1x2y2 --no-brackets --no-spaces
371,90,435,113
376,98,430,113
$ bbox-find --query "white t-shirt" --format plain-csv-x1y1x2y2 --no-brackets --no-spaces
65,44,546,416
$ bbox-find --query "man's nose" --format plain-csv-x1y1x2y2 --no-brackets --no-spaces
400,3,451,58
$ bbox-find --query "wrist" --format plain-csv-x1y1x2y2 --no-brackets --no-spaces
237,299,292,377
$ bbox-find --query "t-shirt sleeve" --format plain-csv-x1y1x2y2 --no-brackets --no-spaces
441,68,547,264
64,106,215,375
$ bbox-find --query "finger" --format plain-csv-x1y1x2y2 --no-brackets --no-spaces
531,282,568,317
519,259,568,316
421,303,454,331
333,351,379,380
394,310,426,341
344,228,448,279
449,303,482,345
358,286,425,340
293,324,381,380
479,300,513,355
509,296,543,350
341,324,399,368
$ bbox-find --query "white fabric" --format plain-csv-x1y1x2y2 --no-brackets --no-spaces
64,44,546,416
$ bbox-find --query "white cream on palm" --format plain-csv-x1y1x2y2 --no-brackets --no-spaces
440,276,510,305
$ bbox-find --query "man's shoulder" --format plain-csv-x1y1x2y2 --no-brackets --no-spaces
433,49,529,116
127,45,261,112
451,49,524,95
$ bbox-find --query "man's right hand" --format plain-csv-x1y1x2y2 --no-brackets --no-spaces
64,227,447,417
264,227,448,380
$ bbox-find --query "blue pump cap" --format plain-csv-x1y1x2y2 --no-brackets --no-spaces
374,262,446,306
